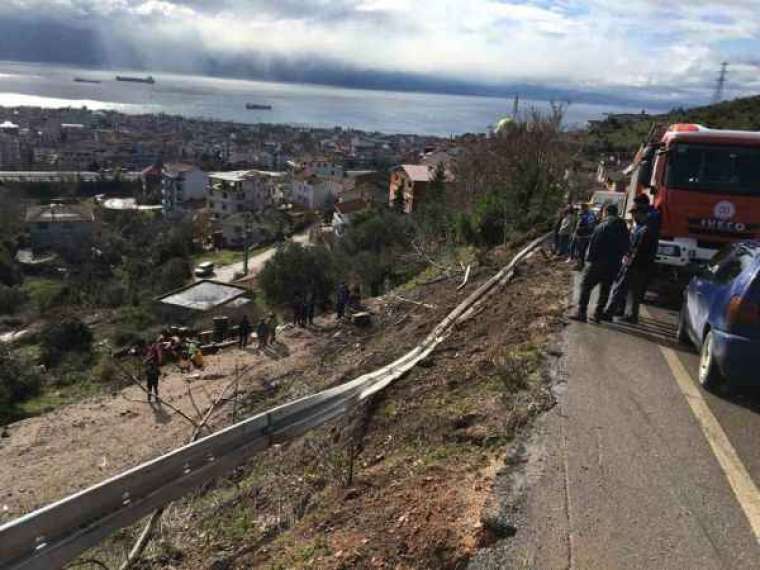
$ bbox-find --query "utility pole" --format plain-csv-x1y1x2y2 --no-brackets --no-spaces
713,62,728,104
242,212,252,276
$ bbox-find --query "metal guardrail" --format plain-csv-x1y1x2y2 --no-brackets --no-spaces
0,234,549,570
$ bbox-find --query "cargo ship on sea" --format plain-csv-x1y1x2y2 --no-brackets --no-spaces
74,77,101,84
245,103,272,110
115,75,155,84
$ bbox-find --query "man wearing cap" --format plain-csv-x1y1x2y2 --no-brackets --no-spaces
571,204,629,322
602,202,658,323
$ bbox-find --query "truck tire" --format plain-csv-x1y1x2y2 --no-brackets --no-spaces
698,331,723,391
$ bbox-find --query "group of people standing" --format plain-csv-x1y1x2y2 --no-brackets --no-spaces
291,291,317,327
237,313,279,351
570,194,660,324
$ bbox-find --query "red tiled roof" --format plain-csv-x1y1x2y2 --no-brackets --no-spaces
400,164,433,182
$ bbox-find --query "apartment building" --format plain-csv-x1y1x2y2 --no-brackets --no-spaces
161,163,209,218
206,170,285,219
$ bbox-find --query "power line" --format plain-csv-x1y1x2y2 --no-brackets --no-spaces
713,62,728,104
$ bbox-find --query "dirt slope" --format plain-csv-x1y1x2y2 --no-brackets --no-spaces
2,245,571,570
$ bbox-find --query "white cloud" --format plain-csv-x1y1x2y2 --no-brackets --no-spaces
3,0,760,100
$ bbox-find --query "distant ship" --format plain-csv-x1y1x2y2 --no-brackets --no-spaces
74,78,101,84
245,103,273,110
116,75,155,84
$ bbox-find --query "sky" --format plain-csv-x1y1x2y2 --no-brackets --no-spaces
1,0,759,106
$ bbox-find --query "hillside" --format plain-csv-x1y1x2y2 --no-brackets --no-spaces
587,94,760,153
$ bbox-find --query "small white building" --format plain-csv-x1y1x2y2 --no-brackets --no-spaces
206,170,285,220
290,175,342,210
161,163,209,218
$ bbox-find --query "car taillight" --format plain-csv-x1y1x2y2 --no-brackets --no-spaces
727,296,760,328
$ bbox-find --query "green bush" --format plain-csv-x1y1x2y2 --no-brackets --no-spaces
40,317,93,367
259,243,335,306
22,279,67,313
0,244,22,287
93,355,119,385
157,257,191,292
0,347,42,424
0,285,26,315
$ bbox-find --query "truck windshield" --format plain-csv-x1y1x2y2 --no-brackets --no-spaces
666,143,760,195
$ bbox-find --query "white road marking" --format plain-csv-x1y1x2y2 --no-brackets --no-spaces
653,329,760,545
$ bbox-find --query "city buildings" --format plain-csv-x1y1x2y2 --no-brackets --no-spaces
206,170,285,220
161,163,209,218
290,175,341,210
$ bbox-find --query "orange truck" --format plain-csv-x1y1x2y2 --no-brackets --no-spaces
626,123,760,272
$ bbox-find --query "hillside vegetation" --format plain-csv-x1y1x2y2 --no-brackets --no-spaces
588,94,760,153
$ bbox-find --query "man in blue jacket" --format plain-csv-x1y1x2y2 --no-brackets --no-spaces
571,204,630,322
572,203,598,270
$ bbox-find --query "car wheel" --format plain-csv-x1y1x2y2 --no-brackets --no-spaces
676,303,691,346
698,331,723,391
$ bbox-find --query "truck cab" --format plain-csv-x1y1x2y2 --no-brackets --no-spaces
630,124,760,269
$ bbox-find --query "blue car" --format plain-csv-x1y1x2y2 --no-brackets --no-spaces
677,241,760,390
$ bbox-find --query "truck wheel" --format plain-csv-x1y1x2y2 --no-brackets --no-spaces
676,304,691,346
699,331,723,391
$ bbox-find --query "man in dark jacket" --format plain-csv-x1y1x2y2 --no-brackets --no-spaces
145,357,160,403
238,314,252,349
572,204,630,322
602,203,659,323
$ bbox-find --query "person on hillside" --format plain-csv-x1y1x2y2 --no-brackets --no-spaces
267,312,279,344
292,293,305,327
556,207,577,259
572,203,598,270
238,314,252,349
601,203,659,324
145,357,160,403
571,204,629,323
336,282,349,319
257,318,270,350
305,290,316,326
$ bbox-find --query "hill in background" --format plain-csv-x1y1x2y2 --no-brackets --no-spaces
587,94,760,153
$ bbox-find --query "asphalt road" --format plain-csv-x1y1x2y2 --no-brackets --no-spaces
203,230,310,283
474,277,760,569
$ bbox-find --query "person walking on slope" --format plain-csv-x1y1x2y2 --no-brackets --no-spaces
572,203,598,271
292,293,305,327
305,290,316,325
336,282,349,319
601,203,659,324
238,314,252,349
257,318,270,350
145,356,160,403
571,204,629,323
267,312,279,344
